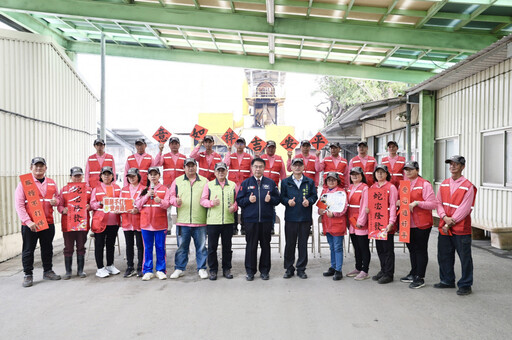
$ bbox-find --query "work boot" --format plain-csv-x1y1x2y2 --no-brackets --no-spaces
77,255,87,278
43,270,61,280
63,256,72,280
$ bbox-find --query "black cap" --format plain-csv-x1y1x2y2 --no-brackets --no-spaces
101,166,113,174
70,167,84,176
374,164,390,173
350,167,364,175
329,142,341,148
215,162,228,170
387,141,398,148
148,167,160,174
94,138,105,146
204,135,214,142
445,155,466,165
325,172,340,181
31,157,46,166
184,157,197,166
403,161,419,170
291,158,304,165
236,137,246,144
357,141,368,147
300,140,311,147
135,138,146,145
168,137,180,144
266,140,276,147
126,168,140,176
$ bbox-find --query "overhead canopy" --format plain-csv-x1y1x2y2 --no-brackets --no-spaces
1,0,511,83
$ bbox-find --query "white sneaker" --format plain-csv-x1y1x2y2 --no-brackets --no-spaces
169,269,184,279
105,265,120,275
198,269,208,279
156,271,167,280
95,267,110,278
142,272,154,281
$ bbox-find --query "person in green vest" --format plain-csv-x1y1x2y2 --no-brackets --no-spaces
169,158,208,280
200,162,238,280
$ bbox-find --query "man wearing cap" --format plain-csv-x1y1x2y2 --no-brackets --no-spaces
85,138,116,190
169,158,209,279
435,155,477,296
398,161,437,289
287,140,319,187
200,162,238,280
190,135,222,181
237,158,280,281
15,157,61,287
124,138,157,187
154,137,187,188
261,140,286,187
315,142,349,189
382,141,405,189
349,141,376,186
280,158,318,279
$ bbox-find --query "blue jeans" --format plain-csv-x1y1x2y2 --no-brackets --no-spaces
437,234,473,288
175,226,207,271
326,233,344,272
141,230,167,274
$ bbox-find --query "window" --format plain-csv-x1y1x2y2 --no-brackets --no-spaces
374,126,418,164
435,137,459,182
482,129,512,187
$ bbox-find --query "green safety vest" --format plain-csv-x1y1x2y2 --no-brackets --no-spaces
175,174,207,225
206,179,236,225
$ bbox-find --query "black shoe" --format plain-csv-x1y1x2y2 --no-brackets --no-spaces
434,282,456,289
333,270,343,281
283,270,294,279
260,273,270,280
456,286,472,296
400,274,414,283
372,271,384,281
223,270,233,279
323,267,335,277
124,267,136,278
23,275,33,288
246,274,254,281
136,269,143,277
209,271,217,281
378,275,393,284
297,271,307,279
43,270,61,280
409,278,426,289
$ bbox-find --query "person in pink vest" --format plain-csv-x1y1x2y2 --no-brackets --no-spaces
120,168,145,278
154,136,186,188
398,161,437,289
90,166,122,278
124,138,156,187
57,166,91,279
349,141,376,186
190,135,222,181
315,142,349,189
435,155,477,296
15,157,61,287
382,141,405,189
261,140,286,187
135,167,172,281
287,140,319,186
85,138,116,190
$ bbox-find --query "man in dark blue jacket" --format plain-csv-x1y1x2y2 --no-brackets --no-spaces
237,158,280,281
280,158,318,279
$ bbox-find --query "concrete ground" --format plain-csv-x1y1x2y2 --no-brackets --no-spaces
1,230,511,340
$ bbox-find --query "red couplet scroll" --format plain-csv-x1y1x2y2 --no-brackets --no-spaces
368,187,389,240
19,173,49,232
398,180,411,243
67,182,88,231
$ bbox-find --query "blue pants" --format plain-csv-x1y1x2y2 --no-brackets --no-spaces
437,233,473,288
141,229,167,274
175,226,207,271
326,233,344,272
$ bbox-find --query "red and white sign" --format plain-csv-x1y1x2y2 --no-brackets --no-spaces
19,173,49,232
398,180,411,243
103,197,134,213
368,187,389,240
66,182,88,231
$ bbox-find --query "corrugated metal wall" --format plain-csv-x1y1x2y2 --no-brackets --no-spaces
0,30,97,261
436,57,512,229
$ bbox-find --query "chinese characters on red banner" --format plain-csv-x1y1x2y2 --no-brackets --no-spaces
221,128,239,147
67,182,88,231
152,126,172,143
248,136,266,153
280,134,299,151
309,132,328,150
398,180,411,243
368,187,389,240
189,124,208,141
19,173,49,232
103,198,134,213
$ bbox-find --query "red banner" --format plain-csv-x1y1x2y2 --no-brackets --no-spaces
368,187,389,240
221,128,239,147
103,197,134,213
190,124,208,141
19,173,49,232
398,180,411,243
152,126,172,143
66,182,88,231
309,132,329,150
280,134,299,151
248,136,266,153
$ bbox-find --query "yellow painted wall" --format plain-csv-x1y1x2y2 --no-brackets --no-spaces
265,125,295,174
198,113,234,134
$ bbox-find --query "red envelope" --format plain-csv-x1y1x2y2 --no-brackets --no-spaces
190,124,208,141
280,134,299,151
310,132,328,150
152,126,172,143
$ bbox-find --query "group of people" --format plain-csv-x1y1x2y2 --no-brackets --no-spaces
15,136,476,296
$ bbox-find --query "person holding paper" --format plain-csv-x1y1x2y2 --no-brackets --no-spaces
318,172,347,281
190,135,222,181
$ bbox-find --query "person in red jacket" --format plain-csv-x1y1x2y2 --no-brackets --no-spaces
85,138,116,190
121,168,145,278
318,172,348,281
57,167,91,279
190,135,223,181
261,140,286,187
382,141,405,189
154,137,186,188
398,161,437,289
287,140,319,186
435,155,477,296
135,167,172,281
316,142,349,189
349,141,376,186
124,138,156,186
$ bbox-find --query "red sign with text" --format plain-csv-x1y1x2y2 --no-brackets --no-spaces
152,126,172,143
221,128,239,147
189,124,208,141
66,182,88,231
103,197,134,213
19,173,49,232
368,187,389,240
309,132,329,150
248,136,266,153
280,134,299,151
398,180,411,243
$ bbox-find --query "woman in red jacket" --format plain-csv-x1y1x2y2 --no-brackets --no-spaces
318,172,348,281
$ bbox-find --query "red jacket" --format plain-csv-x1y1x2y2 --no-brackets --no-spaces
320,187,348,236
351,156,376,186
162,152,186,187
91,184,121,233
382,155,405,188
322,156,348,189
87,154,114,189
228,152,252,186
127,154,153,185
438,178,477,235
60,183,91,232
262,154,284,186
120,183,144,231
140,184,169,230
347,183,368,232
409,177,434,229
198,152,222,181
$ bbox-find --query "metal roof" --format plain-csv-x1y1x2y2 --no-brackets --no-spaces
1,0,511,83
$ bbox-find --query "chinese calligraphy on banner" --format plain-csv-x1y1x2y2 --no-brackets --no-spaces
309,132,328,151
19,173,49,232
189,124,208,140
248,136,266,153
221,128,239,147
152,126,172,143
368,187,389,240
398,180,411,243
67,182,88,231
103,198,134,213
280,134,299,151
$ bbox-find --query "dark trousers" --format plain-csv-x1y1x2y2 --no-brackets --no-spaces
244,222,272,275
376,235,395,277
207,224,233,272
406,227,432,278
437,233,473,288
284,221,311,273
63,231,87,257
94,225,119,269
350,233,371,273
124,230,143,270
21,224,55,275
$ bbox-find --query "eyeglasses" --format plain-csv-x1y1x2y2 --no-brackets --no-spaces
252,165,265,169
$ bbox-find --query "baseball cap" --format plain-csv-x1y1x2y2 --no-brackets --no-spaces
329,142,341,148
168,137,180,144
70,166,84,176
325,172,339,180
215,162,228,170
31,157,46,166
350,167,364,175
357,141,368,147
94,138,105,146
300,140,311,147
184,157,197,166
236,137,246,144
374,164,389,173
387,141,398,148
403,161,419,170
204,135,214,142
126,168,140,176
445,155,466,165
266,140,276,147
291,158,304,165
148,166,160,174
135,138,146,145
101,166,113,174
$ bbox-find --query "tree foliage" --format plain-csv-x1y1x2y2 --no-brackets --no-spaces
314,76,409,127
